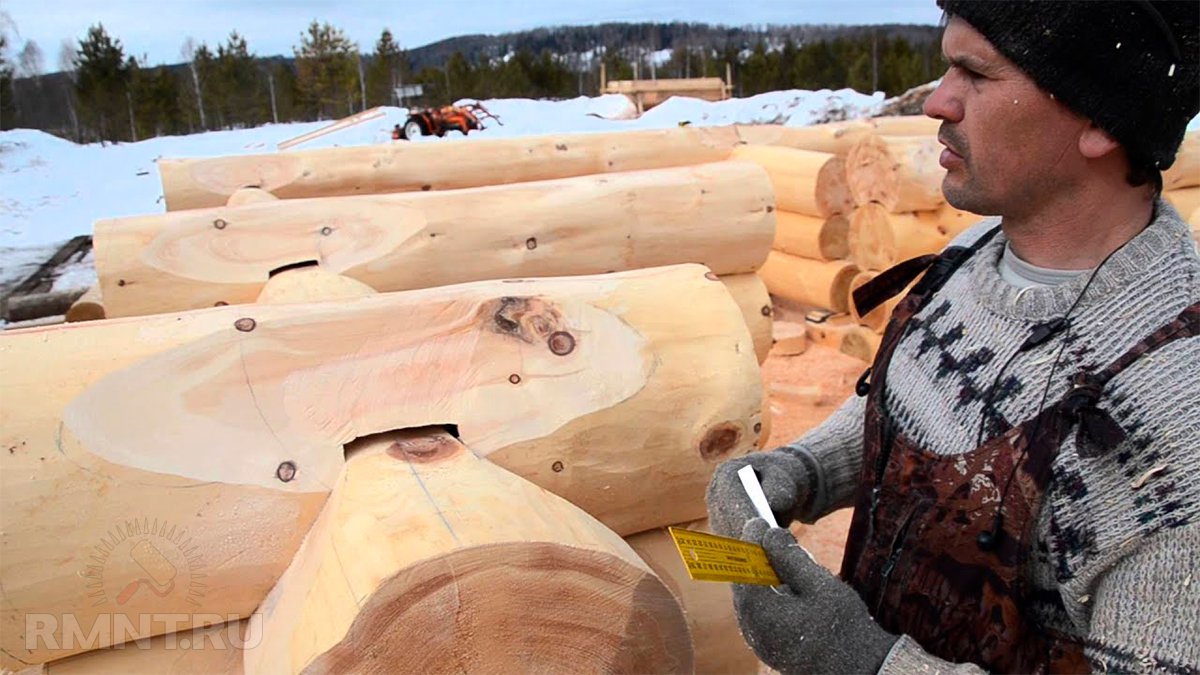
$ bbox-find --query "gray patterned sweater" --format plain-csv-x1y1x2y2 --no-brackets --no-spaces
789,199,1200,673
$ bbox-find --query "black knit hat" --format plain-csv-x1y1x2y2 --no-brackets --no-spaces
938,0,1199,172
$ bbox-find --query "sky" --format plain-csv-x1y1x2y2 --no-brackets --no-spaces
0,0,944,71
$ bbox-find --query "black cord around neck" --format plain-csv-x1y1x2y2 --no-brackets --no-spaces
973,238,1130,551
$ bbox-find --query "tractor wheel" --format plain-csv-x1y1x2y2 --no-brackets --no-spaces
403,119,425,140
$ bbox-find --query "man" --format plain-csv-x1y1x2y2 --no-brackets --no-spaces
707,1,1199,673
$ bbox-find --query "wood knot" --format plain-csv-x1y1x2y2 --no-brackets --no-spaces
547,331,575,356
213,218,228,230
551,461,564,472
486,297,566,343
320,226,333,236
526,237,538,250
698,422,741,460
276,461,297,482
509,374,521,384
761,305,772,317
234,317,257,332
387,436,459,463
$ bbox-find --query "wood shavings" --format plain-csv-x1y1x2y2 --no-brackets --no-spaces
1131,464,1168,489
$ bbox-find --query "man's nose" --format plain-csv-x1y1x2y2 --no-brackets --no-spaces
923,76,963,123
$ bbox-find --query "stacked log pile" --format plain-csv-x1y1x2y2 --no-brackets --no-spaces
729,115,981,365
2,126,792,674
1164,130,1200,236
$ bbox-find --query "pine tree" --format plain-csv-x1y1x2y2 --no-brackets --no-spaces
365,28,405,107
293,21,358,119
0,32,13,130
74,24,130,142
214,31,264,128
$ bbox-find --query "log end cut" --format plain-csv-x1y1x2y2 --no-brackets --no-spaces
301,542,694,675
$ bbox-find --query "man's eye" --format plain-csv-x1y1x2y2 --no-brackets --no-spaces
955,65,984,80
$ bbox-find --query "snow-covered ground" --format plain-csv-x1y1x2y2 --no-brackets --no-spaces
0,88,884,293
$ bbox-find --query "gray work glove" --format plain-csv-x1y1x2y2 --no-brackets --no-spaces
705,446,819,538
733,518,899,675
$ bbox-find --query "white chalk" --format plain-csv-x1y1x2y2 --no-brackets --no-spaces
738,465,780,528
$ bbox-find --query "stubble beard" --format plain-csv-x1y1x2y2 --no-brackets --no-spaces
942,167,998,216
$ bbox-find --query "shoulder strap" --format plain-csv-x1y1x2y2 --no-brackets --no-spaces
1064,301,1199,457
853,224,1001,318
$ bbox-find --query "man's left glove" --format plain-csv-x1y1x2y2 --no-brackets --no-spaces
733,518,899,674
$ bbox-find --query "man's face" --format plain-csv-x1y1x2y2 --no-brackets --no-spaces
924,17,1089,217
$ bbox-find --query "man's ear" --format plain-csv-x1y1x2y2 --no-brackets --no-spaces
1078,123,1121,159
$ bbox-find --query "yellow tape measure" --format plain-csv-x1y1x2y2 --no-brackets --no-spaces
668,527,781,586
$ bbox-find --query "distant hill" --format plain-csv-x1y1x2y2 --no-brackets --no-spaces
399,22,942,71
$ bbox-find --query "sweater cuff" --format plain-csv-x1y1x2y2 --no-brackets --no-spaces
782,394,867,522
878,635,987,675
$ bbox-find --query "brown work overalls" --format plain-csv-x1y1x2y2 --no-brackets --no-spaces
841,227,1200,673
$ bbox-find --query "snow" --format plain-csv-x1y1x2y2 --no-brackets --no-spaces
50,249,97,293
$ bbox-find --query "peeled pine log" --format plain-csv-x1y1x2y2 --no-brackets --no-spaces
255,266,377,304
626,518,759,675
2,288,86,324
805,313,882,361
850,203,951,272
96,161,775,318
0,264,762,667
226,186,279,206
158,127,742,210
64,285,105,322
774,211,850,261
1164,131,1199,191
867,115,942,137
848,271,885,332
720,273,773,364
245,429,692,674
843,327,883,364
935,203,986,239
1165,187,1200,219
757,397,773,449
849,205,893,272
729,145,852,217
735,120,875,155
848,271,916,334
845,134,945,212
771,319,809,356
40,621,248,674
804,313,882,364
758,251,859,313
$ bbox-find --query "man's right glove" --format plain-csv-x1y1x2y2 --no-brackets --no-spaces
733,518,900,674
705,445,820,538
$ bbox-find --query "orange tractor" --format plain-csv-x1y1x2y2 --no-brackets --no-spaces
397,102,502,140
